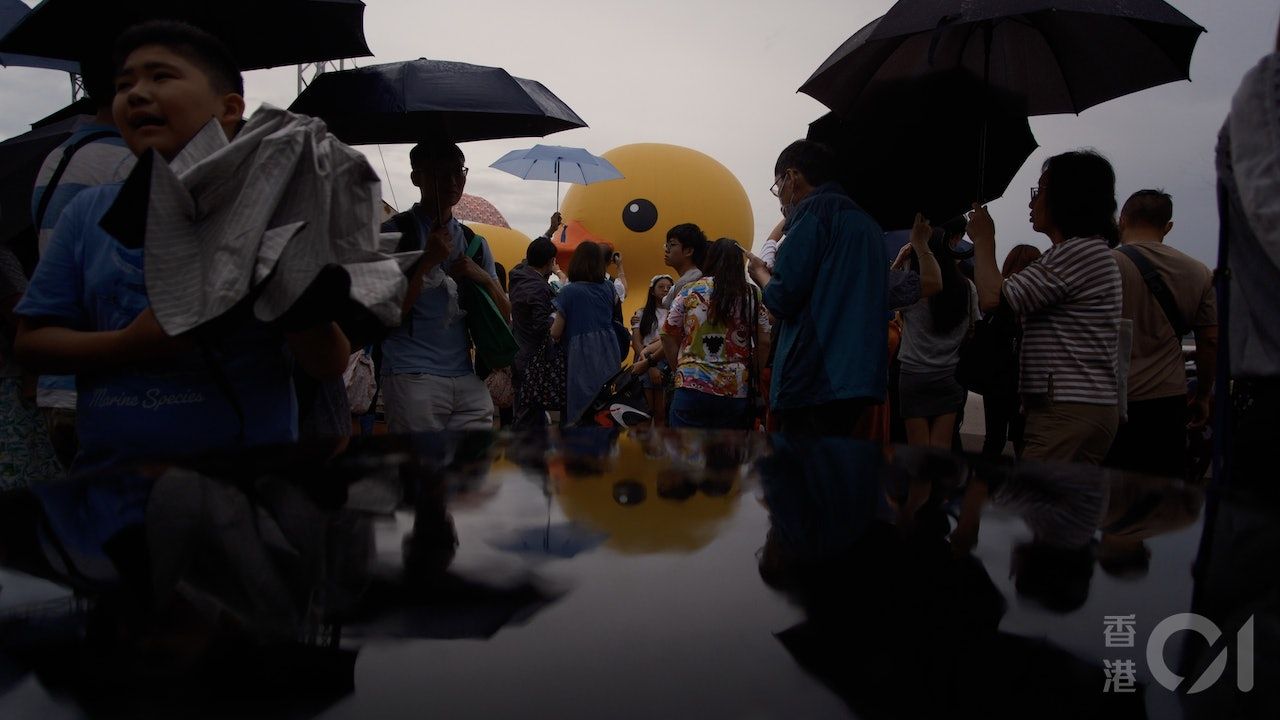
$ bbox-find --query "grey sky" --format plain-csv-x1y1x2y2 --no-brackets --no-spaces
2,0,1276,266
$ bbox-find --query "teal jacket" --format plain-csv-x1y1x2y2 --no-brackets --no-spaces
764,182,887,410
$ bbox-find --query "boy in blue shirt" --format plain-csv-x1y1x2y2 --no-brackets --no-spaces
13,21,349,475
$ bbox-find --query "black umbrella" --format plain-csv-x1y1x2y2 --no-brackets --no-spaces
0,0,371,70
807,70,1037,231
800,0,1205,118
0,0,76,71
288,58,588,146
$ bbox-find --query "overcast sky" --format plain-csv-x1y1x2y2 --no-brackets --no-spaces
3,0,1276,266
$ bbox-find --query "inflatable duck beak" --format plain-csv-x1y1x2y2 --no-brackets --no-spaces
554,219,615,268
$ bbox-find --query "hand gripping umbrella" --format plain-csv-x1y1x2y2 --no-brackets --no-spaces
489,145,622,211
0,0,372,69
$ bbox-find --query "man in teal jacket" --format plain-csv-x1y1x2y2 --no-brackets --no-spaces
749,140,887,435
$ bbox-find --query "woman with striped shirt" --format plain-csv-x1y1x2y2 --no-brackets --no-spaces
967,151,1123,465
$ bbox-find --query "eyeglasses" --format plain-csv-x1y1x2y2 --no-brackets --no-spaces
770,173,787,197
1030,186,1041,201
419,165,469,179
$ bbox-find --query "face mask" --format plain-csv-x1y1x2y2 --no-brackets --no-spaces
781,202,797,220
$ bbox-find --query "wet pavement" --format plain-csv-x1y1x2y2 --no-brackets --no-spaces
0,429,1271,719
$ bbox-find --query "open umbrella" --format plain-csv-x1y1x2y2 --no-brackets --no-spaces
800,0,1205,118
0,0,77,71
0,0,371,69
288,59,587,146
490,145,622,210
807,70,1037,230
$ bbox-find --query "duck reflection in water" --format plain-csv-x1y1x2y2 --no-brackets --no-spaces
755,437,1144,718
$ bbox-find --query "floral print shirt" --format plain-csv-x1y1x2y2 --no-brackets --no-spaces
662,278,771,398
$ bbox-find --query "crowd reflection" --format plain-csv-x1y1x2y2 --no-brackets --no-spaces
0,429,1224,718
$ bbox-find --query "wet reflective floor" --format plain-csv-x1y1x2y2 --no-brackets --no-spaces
0,429,1272,719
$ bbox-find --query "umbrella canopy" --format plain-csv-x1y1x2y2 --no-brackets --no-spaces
0,0,371,70
491,145,623,185
0,0,77,71
453,193,510,228
490,144,622,208
800,0,1205,117
807,70,1038,230
490,521,609,560
288,58,587,145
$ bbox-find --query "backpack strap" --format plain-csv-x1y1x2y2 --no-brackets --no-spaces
391,210,423,254
461,223,483,262
1117,245,1192,339
33,130,118,231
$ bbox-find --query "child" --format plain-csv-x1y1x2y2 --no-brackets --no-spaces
14,21,349,475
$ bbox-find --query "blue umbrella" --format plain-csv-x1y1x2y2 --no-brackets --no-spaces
490,521,608,560
0,0,77,72
490,144,622,210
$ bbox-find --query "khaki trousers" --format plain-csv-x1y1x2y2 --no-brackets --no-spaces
1022,397,1119,466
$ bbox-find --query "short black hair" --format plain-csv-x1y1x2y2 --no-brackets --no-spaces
113,21,244,96
1120,189,1173,230
666,223,708,268
1041,150,1119,247
526,236,557,267
410,142,464,171
774,140,837,186
80,56,117,107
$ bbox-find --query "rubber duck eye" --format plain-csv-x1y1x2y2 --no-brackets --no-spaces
621,198,658,233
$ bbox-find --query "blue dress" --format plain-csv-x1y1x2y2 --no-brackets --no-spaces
554,280,621,423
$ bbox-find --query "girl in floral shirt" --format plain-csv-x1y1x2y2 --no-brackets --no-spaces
661,239,771,429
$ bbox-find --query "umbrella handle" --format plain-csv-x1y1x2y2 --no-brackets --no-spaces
977,21,994,202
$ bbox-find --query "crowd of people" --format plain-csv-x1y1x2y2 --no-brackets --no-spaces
0,17,1276,494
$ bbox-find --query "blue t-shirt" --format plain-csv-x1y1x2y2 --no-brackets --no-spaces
15,184,298,474
380,207,497,377
553,280,616,339
30,125,135,409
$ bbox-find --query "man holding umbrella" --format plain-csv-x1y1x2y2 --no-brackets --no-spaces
380,142,511,432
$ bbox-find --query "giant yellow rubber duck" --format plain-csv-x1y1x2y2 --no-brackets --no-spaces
558,144,754,326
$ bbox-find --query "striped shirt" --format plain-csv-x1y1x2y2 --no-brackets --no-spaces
1002,236,1122,405
29,125,134,409
31,125,134,255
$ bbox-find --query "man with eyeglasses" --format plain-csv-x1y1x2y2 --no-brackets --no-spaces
748,140,887,437
379,142,509,432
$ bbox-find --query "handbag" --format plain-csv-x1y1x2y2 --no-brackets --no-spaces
461,228,519,369
522,336,567,409
342,349,377,415
485,366,515,409
956,309,1018,396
